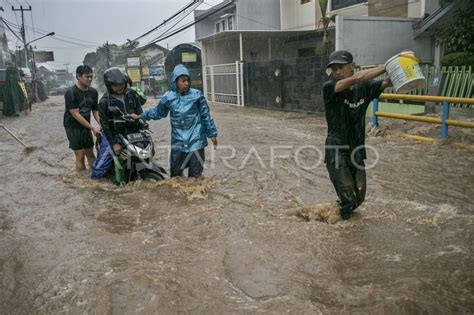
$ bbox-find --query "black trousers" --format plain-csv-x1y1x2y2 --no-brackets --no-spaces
326,157,366,218
170,148,205,178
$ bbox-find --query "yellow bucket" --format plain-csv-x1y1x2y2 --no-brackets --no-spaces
385,53,425,93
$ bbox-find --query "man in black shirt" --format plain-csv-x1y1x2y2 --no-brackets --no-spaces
63,65,101,171
323,50,391,220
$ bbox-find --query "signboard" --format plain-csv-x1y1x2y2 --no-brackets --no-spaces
149,65,165,79
55,69,68,75
127,68,141,83
127,57,140,67
182,52,197,63
149,66,159,76
142,66,149,77
34,51,55,62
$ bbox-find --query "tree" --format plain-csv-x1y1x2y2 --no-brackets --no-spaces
434,8,474,54
82,41,150,90
317,0,336,49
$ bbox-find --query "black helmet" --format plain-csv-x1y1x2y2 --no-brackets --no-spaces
122,71,132,87
104,67,126,92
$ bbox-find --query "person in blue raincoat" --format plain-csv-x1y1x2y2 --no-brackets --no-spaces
131,64,218,178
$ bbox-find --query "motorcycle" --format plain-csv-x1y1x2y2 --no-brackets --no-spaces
110,107,167,184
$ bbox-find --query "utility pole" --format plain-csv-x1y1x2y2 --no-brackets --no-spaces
0,7,4,68
12,5,32,68
105,41,111,67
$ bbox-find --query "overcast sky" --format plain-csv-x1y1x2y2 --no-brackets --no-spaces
1,0,223,70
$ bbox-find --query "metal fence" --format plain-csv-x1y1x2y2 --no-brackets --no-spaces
204,62,244,106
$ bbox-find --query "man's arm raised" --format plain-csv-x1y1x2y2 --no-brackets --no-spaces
335,65,386,93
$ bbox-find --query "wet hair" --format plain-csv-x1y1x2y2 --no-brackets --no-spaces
76,65,93,77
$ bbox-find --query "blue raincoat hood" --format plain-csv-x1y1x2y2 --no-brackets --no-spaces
142,63,218,152
170,64,191,92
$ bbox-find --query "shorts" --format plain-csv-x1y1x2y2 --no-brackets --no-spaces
65,127,94,151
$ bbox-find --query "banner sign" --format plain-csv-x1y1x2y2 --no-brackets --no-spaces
182,52,197,63
34,51,54,62
127,57,140,67
127,68,141,83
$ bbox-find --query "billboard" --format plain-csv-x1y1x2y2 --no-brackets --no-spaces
127,68,141,83
34,51,55,62
182,52,197,63
127,57,140,67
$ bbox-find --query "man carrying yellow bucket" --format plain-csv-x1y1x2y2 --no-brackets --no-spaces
322,50,416,220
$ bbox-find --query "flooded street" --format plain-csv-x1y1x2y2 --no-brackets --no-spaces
1,96,473,314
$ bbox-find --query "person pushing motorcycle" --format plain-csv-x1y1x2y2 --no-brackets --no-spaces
98,67,144,157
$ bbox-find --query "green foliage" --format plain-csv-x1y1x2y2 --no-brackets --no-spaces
440,52,474,67
434,8,474,54
46,79,56,91
318,0,328,17
82,40,148,90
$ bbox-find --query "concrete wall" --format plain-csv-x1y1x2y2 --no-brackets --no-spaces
424,0,440,15
202,36,240,65
408,0,422,18
236,0,281,31
194,6,237,40
0,22,10,68
280,0,318,31
203,30,331,65
336,16,433,66
245,53,331,112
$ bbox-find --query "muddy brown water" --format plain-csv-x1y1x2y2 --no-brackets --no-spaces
0,96,473,314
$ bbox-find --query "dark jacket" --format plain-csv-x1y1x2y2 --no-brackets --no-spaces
98,88,143,146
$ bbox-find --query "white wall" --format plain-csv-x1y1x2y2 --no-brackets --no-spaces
424,0,440,15
236,0,281,31
408,0,423,18
280,0,317,31
336,16,433,66
202,36,240,65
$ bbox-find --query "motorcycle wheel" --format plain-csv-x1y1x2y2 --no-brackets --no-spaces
140,171,165,182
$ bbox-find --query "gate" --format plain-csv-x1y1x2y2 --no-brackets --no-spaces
204,61,244,106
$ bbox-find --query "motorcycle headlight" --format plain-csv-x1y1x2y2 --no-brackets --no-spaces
130,144,152,159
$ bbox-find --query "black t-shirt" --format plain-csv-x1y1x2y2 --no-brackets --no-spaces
63,85,99,129
323,77,384,163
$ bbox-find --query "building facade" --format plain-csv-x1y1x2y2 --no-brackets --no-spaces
0,19,12,68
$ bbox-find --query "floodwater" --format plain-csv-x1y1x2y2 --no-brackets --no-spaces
0,96,473,314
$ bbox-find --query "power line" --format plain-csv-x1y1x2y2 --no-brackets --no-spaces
1,17,23,41
29,8,36,39
142,0,235,46
5,0,21,26
23,25,102,45
3,17,100,47
131,0,201,43
144,2,199,45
